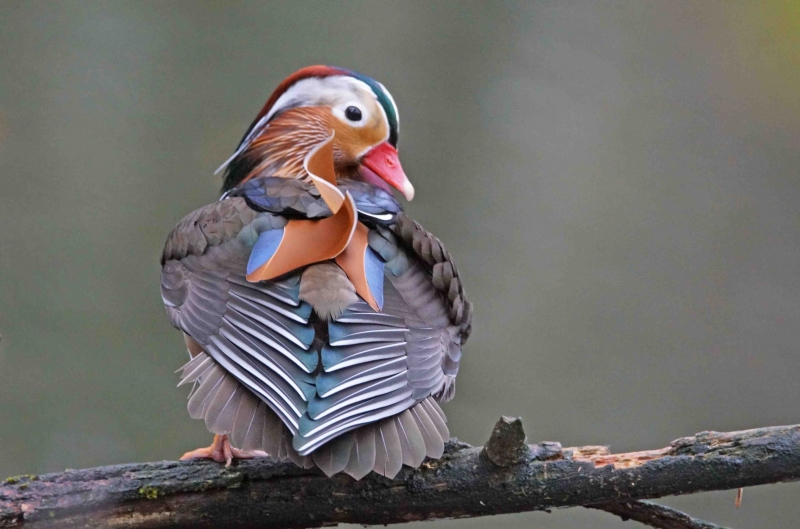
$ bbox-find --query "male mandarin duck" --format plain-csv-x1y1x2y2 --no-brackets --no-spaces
160,66,472,479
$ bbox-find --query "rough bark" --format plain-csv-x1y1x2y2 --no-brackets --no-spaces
2,420,798,529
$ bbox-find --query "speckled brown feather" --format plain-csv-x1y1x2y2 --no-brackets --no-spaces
161,198,259,265
299,263,358,320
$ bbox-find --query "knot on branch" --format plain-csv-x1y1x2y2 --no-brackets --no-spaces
483,416,531,467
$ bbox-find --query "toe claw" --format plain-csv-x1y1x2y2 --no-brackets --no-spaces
223,439,233,467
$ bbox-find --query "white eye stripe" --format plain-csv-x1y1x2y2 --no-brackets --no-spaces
267,77,374,122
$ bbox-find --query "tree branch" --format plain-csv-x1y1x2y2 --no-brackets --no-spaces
590,501,729,529
2,420,798,529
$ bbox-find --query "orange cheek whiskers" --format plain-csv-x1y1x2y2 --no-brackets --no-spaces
236,107,334,183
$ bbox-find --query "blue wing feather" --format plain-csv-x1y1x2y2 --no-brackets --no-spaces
247,228,284,276
364,247,384,310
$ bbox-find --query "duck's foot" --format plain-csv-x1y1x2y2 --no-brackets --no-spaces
180,434,268,467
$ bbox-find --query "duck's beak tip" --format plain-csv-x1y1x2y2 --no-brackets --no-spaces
400,180,415,201
362,141,414,201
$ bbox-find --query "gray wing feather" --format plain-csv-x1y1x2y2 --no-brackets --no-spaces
422,398,449,440
177,353,214,386
410,403,444,459
205,375,244,435
395,409,426,467
281,427,315,468
373,417,404,478
186,364,226,420
312,432,355,477
229,390,262,450
311,398,449,479
343,426,377,480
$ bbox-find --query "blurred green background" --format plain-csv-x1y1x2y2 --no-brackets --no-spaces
1,1,799,527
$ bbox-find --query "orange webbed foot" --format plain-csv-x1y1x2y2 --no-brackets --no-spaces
180,434,268,468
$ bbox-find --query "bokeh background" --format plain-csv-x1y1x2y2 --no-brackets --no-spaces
1,1,799,527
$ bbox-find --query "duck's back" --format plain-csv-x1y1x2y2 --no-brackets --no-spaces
161,177,471,479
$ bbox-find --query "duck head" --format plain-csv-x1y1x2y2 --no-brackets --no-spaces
218,65,414,201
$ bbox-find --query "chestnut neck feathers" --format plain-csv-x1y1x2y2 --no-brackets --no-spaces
222,107,335,192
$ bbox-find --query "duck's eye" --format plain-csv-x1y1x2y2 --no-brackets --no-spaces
345,106,362,122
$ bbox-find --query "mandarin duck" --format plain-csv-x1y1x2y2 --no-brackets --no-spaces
160,66,472,479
